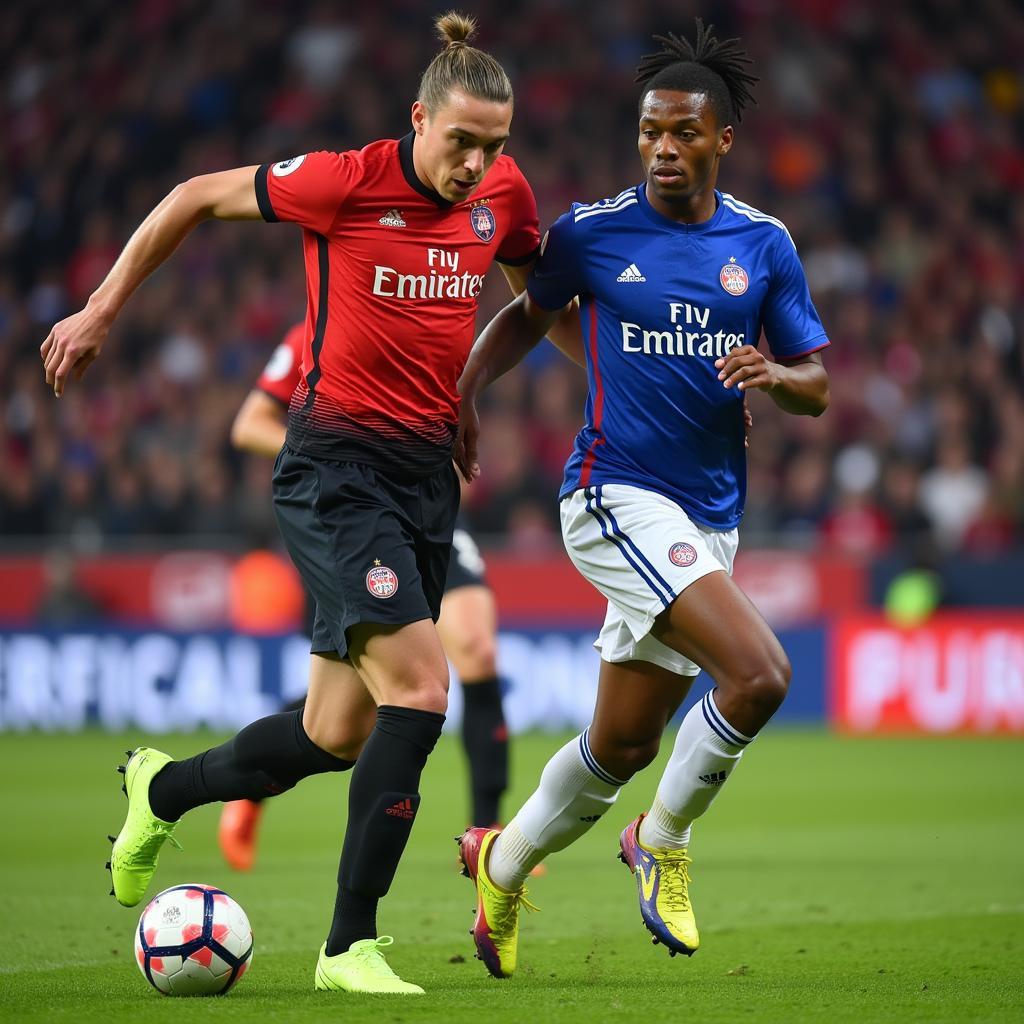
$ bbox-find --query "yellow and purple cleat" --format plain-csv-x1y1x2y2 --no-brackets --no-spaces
618,813,699,957
457,827,537,979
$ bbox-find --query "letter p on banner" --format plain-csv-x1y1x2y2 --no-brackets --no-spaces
832,614,1024,734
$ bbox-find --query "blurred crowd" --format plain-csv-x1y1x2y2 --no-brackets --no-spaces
1,0,1022,560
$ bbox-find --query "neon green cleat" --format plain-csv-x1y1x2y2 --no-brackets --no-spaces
458,827,538,978
313,938,425,994
107,747,180,907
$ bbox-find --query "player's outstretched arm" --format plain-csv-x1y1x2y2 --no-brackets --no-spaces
231,391,289,458
455,291,557,482
500,262,584,367
40,166,262,397
714,347,829,417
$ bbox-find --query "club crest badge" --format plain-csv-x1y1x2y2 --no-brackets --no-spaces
366,564,399,599
720,256,748,295
669,542,698,567
470,203,496,242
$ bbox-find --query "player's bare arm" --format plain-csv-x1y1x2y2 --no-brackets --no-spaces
40,166,261,397
499,261,583,367
455,290,557,482
231,391,288,458
714,347,829,416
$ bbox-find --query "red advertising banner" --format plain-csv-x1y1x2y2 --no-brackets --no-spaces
0,549,865,629
832,615,1024,734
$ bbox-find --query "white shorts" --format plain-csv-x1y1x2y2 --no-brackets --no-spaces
560,483,739,676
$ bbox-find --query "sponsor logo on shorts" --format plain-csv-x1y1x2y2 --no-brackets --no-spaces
470,202,496,242
669,542,698,567
720,256,749,295
366,564,399,599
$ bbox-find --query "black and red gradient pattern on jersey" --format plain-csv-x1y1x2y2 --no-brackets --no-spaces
287,380,455,476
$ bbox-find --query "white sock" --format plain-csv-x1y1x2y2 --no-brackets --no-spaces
488,729,626,891
639,689,753,850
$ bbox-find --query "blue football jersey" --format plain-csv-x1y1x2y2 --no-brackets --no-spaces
527,186,829,529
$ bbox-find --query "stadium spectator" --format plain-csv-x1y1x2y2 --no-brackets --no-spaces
0,0,1021,556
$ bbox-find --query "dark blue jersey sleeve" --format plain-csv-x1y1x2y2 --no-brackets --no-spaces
525,210,584,311
762,231,829,359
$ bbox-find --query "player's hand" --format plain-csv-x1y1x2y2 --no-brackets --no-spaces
455,392,481,483
40,305,110,397
743,398,753,449
715,345,778,394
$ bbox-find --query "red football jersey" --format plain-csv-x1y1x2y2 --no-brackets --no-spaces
255,135,540,473
255,322,304,406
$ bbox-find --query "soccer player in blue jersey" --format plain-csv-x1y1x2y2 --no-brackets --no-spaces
454,21,830,977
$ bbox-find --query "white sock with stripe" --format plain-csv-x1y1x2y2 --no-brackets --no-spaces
488,729,627,891
639,689,753,850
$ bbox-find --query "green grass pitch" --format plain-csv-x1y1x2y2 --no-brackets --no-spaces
1,728,1022,1022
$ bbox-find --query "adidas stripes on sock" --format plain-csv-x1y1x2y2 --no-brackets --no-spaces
488,728,627,891
639,688,752,850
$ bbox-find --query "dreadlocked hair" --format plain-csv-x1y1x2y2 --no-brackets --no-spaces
635,18,758,126
418,11,512,112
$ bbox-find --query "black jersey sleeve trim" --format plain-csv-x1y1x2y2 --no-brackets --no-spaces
495,243,541,267
255,164,278,222
301,235,330,403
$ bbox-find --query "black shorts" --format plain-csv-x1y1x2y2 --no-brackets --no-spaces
445,513,487,593
273,448,459,659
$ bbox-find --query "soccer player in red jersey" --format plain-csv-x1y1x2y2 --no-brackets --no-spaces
41,13,577,994
218,322,518,872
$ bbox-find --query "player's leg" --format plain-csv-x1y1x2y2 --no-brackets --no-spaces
313,618,447,996
487,658,691,889
437,582,508,826
109,653,366,907
309,458,458,994
639,568,789,851
460,657,691,978
218,587,315,870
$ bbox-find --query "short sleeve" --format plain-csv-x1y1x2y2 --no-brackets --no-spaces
255,323,304,406
761,231,830,360
495,164,541,266
525,210,584,311
254,151,361,235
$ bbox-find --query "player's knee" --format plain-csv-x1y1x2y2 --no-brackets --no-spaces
452,631,498,682
591,732,661,781
303,713,372,761
735,652,791,720
383,675,449,715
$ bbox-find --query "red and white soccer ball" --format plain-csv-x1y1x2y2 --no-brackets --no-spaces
134,884,254,996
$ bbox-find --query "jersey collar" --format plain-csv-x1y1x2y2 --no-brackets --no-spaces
399,132,454,210
637,185,725,233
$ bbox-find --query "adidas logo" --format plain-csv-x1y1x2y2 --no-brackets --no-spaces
385,797,415,819
616,263,646,283
578,813,603,822
698,770,728,786
378,208,406,227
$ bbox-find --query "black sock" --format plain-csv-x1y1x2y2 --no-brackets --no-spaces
245,692,309,802
461,677,509,826
149,709,353,822
325,705,444,955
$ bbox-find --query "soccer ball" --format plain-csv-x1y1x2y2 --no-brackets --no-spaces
134,883,254,996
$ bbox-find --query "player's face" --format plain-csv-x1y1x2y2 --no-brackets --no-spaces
411,88,513,203
638,90,732,217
